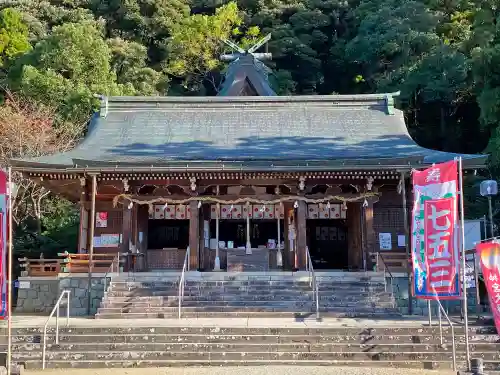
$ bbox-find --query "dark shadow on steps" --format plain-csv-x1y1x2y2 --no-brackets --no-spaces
360,328,375,345
423,362,435,370
293,312,322,322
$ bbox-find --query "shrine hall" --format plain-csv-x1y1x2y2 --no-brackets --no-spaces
11,37,486,274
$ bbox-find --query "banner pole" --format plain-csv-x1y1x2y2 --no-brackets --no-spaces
427,300,432,326
7,167,13,375
400,172,413,315
458,156,471,370
86,174,97,315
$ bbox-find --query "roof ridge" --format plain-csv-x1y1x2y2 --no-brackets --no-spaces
105,92,400,103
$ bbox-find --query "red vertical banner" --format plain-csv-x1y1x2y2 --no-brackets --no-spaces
0,170,8,319
411,160,461,299
423,197,459,296
476,241,500,334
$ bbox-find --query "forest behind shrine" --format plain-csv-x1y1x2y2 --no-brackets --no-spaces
0,0,498,256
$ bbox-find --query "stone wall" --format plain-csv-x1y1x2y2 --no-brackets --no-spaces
59,276,108,316
15,275,108,316
15,277,59,314
391,276,483,315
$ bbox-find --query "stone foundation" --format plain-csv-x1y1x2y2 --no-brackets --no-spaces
15,275,108,316
390,275,485,315
58,276,108,316
15,277,59,314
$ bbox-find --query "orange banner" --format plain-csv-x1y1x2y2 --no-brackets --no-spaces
476,241,500,334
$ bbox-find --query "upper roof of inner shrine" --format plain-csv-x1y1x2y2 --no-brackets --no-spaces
12,93,487,171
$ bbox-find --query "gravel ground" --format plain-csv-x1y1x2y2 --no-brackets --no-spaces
23,367,455,375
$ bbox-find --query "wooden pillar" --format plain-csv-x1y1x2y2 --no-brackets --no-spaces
283,202,294,271
131,204,138,250
121,203,132,254
78,177,89,253
364,200,375,270
189,201,199,270
296,200,307,270
200,204,211,270
347,202,363,270
136,206,148,253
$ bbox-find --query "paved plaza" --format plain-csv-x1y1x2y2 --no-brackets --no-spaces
23,366,455,375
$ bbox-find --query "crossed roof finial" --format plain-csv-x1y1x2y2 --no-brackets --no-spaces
220,33,272,62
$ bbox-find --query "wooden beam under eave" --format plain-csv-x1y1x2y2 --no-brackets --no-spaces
97,176,400,188
117,193,379,202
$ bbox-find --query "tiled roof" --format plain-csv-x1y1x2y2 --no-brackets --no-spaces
12,94,487,170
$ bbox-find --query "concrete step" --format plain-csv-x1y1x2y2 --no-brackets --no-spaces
7,325,497,336
108,288,391,298
100,303,396,310
9,332,499,345
13,350,500,362
107,289,389,297
96,305,399,312
7,342,499,352
105,290,391,298
14,359,476,370
110,281,387,289
102,296,394,304
95,309,401,319
8,319,500,336
110,278,386,283
99,296,393,307
113,274,387,281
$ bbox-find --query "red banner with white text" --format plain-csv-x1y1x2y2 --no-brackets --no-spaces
0,170,8,319
476,241,500,334
411,160,461,299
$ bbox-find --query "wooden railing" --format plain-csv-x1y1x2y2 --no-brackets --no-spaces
18,252,122,276
18,257,62,277
58,252,120,273
369,252,408,273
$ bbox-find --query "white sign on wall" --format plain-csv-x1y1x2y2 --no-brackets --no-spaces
465,262,476,288
397,235,406,247
18,281,30,289
379,233,392,250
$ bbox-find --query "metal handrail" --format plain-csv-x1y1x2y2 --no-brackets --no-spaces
42,289,71,369
178,246,190,319
374,251,398,308
435,299,457,372
305,246,320,320
103,256,119,298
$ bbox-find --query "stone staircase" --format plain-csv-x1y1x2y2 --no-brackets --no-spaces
7,272,499,371
95,272,401,319
5,324,500,370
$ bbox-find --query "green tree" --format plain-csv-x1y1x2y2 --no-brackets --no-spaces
0,8,31,69
89,0,190,65
108,37,165,95
346,0,441,92
399,44,473,151
165,2,253,92
470,4,500,167
249,0,356,94
8,20,135,121
14,197,79,258
0,1,96,41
